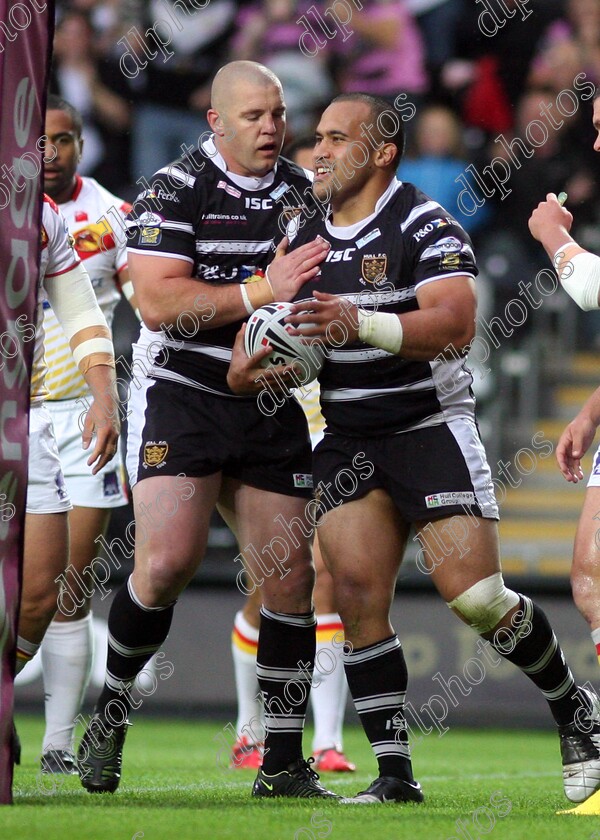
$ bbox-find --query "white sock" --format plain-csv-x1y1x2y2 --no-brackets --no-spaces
41,613,93,753
16,636,40,674
231,610,264,744
311,613,348,752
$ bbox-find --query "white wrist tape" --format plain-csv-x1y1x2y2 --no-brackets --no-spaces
357,310,403,354
240,283,254,315
72,337,114,367
556,251,600,311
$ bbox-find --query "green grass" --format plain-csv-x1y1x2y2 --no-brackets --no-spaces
3,716,599,839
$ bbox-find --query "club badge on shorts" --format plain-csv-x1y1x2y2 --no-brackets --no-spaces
143,441,168,469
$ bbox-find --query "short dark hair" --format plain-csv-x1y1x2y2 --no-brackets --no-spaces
283,134,315,161
46,94,83,138
330,92,406,166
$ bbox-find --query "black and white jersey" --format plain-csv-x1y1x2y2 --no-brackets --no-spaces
292,179,478,437
126,137,311,396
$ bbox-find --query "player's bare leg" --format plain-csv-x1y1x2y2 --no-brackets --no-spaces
422,514,600,803
78,474,220,793
570,488,600,656
219,479,338,798
40,506,110,772
18,512,70,666
316,489,421,804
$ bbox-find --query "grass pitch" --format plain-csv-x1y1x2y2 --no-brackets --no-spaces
3,715,598,839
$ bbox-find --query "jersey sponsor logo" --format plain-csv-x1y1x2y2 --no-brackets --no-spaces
420,236,472,271
137,187,180,203
102,470,120,497
75,210,88,222
356,228,381,249
217,180,242,199
413,218,455,241
425,491,475,508
197,263,240,281
143,441,169,468
140,227,162,245
293,473,313,489
137,210,164,227
203,212,248,221
325,247,355,263
244,197,273,210
361,254,388,284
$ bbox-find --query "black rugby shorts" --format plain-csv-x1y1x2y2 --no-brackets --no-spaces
134,379,313,498
312,417,499,521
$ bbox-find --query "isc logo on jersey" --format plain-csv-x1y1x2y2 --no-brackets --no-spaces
325,248,355,263
245,197,273,210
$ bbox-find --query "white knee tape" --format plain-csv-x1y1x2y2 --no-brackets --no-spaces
448,572,519,634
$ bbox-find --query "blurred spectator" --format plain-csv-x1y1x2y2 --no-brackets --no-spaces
529,0,600,94
476,87,596,315
50,8,132,193
231,0,334,137
407,0,465,96
398,103,491,235
329,0,428,111
124,0,239,182
444,1,564,137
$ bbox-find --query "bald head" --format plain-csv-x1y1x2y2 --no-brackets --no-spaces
211,61,282,115
207,61,287,178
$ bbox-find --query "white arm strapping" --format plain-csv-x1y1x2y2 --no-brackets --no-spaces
72,337,114,367
357,310,403,354
45,263,113,348
554,248,600,312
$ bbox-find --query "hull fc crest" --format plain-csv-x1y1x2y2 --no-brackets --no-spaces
361,254,388,284
143,441,168,468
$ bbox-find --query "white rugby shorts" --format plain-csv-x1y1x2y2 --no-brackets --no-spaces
27,403,72,514
47,397,126,508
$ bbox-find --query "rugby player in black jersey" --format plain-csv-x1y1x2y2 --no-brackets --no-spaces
77,61,340,800
228,93,600,805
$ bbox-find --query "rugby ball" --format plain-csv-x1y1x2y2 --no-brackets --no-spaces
244,302,324,384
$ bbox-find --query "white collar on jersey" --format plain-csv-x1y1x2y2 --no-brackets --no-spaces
201,135,277,192
324,178,403,240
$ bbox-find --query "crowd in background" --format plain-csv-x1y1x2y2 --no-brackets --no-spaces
50,0,600,346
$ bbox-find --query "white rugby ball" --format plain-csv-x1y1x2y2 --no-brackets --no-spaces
244,302,324,384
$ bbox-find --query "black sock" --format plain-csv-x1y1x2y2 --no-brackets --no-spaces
489,595,586,726
96,576,175,722
257,607,315,775
344,634,414,781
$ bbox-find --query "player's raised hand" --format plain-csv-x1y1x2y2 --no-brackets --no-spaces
266,236,330,300
227,323,299,396
528,193,573,243
556,413,597,483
